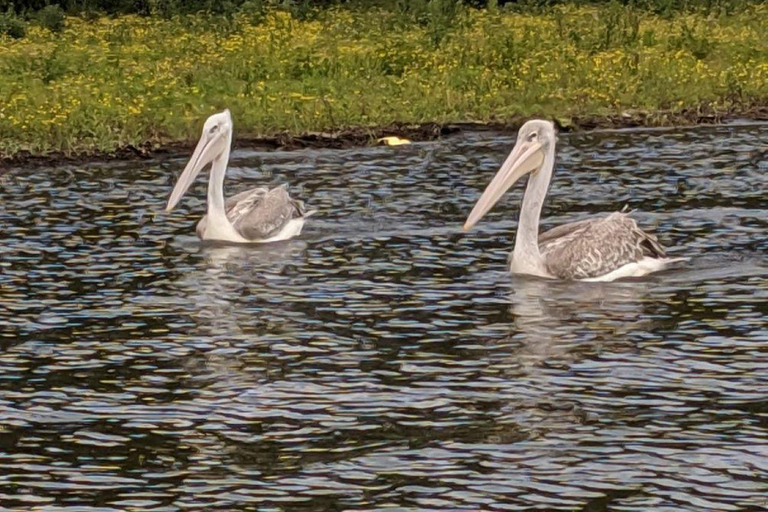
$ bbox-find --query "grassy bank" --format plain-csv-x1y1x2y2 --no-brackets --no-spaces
1,2,767,157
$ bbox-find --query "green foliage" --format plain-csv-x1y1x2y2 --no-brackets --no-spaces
669,20,712,59
0,7,25,38
632,0,749,16
0,0,337,16
238,0,268,22
35,4,65,32
599,1,641,49
0,2,765,156
0,0,756,17
392,0,469,44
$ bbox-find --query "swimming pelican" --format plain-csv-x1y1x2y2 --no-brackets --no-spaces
165,109,314,243
464,120,683,282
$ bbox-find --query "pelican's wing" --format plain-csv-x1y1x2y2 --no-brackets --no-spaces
539,212,666,280
230,185,306,241
225,187,270,210
537,218,595,247
196,187,268,239
196,185,309,241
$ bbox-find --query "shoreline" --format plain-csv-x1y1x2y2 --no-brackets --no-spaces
3,5,765,167
4,106,767,168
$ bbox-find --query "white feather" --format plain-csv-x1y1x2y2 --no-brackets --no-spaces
581,257,688,282
250,217,307,244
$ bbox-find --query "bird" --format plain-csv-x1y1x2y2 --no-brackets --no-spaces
165,109,314,243
463,120,684,282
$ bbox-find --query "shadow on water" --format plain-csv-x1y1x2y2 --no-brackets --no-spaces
0,124,767,511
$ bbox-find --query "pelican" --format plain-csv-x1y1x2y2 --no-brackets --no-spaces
165,109,314,243
464,120,684,282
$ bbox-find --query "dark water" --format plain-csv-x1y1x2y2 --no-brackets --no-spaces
1,124,766,511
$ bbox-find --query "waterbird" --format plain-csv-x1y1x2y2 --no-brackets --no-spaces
463,120,684,282
165,109,314,243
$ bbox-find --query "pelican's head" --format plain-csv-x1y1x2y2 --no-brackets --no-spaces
463,120,556,231
165,109,233,212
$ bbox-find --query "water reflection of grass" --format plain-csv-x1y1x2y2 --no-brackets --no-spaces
0,3,766,156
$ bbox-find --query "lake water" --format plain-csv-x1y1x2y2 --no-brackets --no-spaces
1,124,766,511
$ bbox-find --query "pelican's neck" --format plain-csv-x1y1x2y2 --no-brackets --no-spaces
512,143,555,269
206,133,232,221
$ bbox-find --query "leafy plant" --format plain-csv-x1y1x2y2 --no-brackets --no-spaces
36,4,66,32
0,7,25,38
670,20,712,59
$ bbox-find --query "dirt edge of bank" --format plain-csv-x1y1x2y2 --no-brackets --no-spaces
4,106,767,168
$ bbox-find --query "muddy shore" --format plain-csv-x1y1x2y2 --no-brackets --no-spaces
4,106,767,168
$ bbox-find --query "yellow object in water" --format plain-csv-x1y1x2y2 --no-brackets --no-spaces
377,136,411,146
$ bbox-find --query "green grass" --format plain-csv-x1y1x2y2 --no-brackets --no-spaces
0,1,766,157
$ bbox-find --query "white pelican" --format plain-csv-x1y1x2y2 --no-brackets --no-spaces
165,109,314,243
464,120,684,282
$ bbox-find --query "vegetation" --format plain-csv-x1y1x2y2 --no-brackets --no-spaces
0,1,766,157
1,0,759,17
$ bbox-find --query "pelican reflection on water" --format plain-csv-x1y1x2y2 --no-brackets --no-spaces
464,120,685,282
165,109,315,244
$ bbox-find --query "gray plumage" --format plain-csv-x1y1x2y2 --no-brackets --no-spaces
535,212,665,280
196,185,308,240
465,119,680,281
165,110,314,244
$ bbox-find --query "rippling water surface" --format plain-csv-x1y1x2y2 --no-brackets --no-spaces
1,124,767,511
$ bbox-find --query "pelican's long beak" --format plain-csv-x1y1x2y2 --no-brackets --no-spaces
463,140,544,231
165,130,225,212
